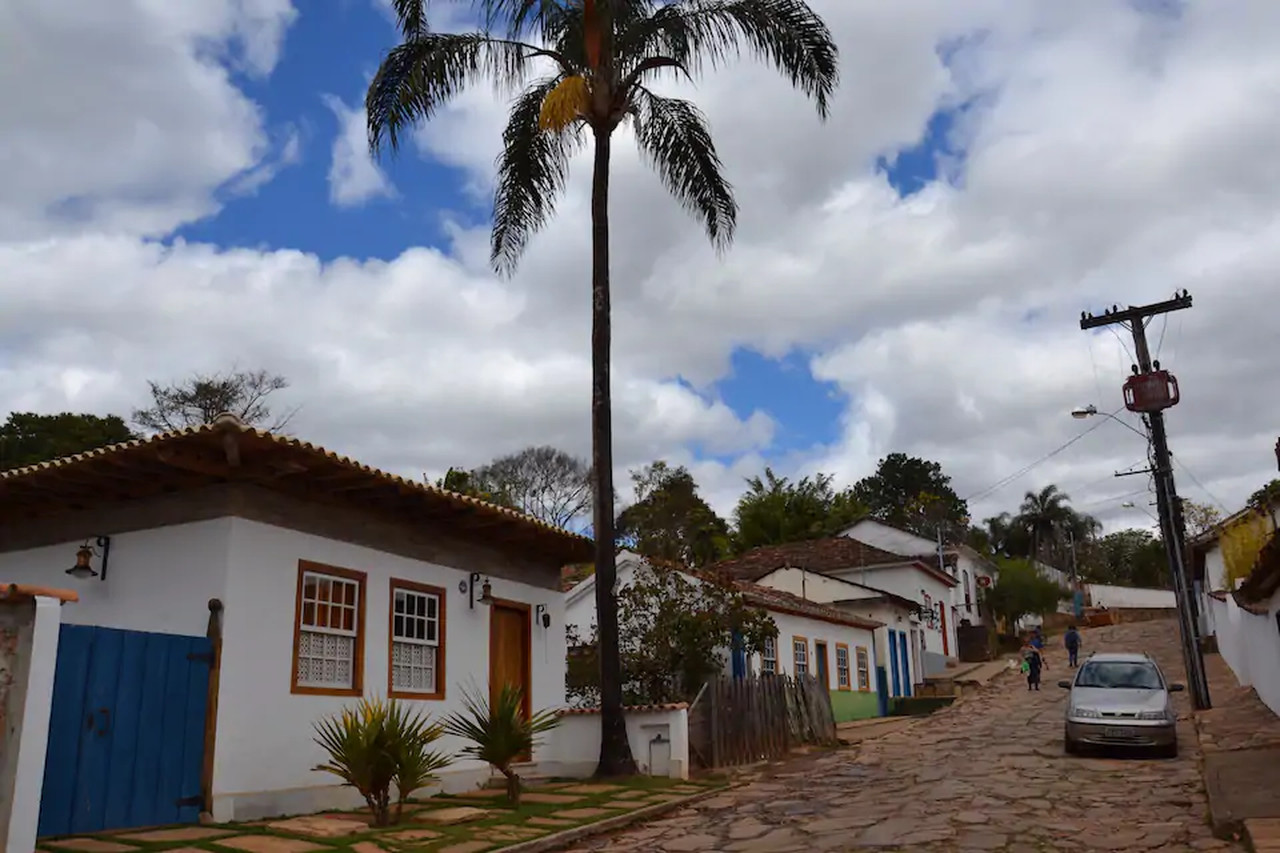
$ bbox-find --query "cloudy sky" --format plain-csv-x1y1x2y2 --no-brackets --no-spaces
3,0,1277,534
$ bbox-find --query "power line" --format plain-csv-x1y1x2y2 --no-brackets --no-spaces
1170,453,1229,513
965,411,1117,503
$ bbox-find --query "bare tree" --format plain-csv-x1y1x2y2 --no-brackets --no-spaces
473,446,592,530
133,368,296,433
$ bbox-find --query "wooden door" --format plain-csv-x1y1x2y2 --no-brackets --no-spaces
813,641,830,691
939,604,949,656
489,603,531,722
39,625,212,838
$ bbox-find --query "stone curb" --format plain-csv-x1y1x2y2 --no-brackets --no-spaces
490,784,734,853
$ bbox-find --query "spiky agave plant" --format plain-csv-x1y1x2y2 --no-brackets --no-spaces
368,0,838,776
443,682,560,806
313,697,453,826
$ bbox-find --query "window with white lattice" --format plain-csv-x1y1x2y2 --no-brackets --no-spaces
293,562,366,695
836,644,851,690
389,580,446,699
760,635,777,675
793,637,808,676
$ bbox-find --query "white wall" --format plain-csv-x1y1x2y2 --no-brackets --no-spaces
753,567,876,603
213,518,566,821
841,519,934,557
542,707,689,780
826,565,955,657
1205,589,1280,717
1205,543,1228,591
1086,584,1175,609
754,609,877,692
0,521,233,638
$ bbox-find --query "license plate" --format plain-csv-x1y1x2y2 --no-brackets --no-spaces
1101,727,1130,738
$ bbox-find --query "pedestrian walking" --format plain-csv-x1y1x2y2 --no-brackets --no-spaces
1021,640,1043,691
1064,625,1082,668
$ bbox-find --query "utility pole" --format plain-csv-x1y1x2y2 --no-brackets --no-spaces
1080,292,1211,710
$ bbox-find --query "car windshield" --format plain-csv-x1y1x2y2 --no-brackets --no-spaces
1075,661,1164,690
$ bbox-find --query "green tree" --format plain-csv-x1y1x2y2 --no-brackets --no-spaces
566,564,775,707
1088,528,1169,589
615,461,730,567
1179,499,1221,539
367,0,837,776
732,468,868,552
852,453,969,538
985,557,1065,631
0,412,138,470
1017,484,1078,564
133,368,294,433
434,467,518,509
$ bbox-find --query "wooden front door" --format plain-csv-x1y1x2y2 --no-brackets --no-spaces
814,641,830,690
489,602,531,722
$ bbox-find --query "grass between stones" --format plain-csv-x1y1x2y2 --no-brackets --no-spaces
38,776,729,853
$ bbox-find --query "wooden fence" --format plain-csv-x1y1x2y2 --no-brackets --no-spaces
688,674,837,769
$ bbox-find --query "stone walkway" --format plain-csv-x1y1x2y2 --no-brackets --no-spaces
567,619,1243,852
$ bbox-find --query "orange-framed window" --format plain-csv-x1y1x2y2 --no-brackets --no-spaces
292,560,366,696
835,643,852,690
793,636,809,676
856,646,871,691
389,578,447,700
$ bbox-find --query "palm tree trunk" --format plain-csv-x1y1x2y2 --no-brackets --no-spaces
589,125,637,777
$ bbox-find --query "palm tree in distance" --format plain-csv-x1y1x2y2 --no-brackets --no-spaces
1018,484,1075,565
367,0,838,775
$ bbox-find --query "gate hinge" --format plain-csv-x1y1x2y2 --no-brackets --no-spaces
175,794,203,807
187,651,215,664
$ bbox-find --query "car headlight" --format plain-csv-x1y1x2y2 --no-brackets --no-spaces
1137,710,1171,721
1072,707,1102,718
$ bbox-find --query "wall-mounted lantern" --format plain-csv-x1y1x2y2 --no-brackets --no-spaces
466,572,495,609
535,604,550,629
66,536,111,581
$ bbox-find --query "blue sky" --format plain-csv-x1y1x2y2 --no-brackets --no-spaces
176,0,960,468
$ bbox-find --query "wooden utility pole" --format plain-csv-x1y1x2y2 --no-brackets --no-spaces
1080,292,1211,710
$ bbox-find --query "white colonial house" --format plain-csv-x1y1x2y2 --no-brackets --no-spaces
0,415,591,839
1189,492,1280,716
564,552,884,722
838,518,998,631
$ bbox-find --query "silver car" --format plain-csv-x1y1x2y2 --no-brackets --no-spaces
1059,652,1184,758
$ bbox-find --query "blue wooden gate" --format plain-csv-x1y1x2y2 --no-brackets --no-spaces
38,624,212,838
887,629,901,697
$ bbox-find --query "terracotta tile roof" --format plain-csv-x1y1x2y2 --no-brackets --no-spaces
557,703,688,716
731,579,883,631
709,538,910,581
0,413,592,564
0,583,79,604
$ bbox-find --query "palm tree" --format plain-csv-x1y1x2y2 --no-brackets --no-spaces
1017,484,1074,565
366,0,838,776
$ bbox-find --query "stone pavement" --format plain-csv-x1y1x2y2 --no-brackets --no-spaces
566,619,1243,853
1197,643,1280,840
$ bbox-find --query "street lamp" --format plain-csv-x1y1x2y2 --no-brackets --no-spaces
1070,404,1149,440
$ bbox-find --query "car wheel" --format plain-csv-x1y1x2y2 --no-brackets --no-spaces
1065,737,1079,756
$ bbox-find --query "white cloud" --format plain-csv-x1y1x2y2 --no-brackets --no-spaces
323,94,397,207
0,0,298,240
5,0,1280,540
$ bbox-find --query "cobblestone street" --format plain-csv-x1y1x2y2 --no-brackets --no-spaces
568,619,1243,852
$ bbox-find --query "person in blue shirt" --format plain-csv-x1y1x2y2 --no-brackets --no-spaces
1063,625,1082,667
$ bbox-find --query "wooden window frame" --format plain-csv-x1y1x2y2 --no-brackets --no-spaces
792,635,809,676
835,643,852,691
760,635,777,675
388,578,447,701
856,646,871,692
291,560,367,697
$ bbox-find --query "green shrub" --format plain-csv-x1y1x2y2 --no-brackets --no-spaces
313,696,453,826
443,683,560,807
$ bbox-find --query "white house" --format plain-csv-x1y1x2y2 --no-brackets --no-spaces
709,537,960,687
749,566,925,700
0,415,592,837
564,553,884,722
1190,495,1280,716
839,518,997,631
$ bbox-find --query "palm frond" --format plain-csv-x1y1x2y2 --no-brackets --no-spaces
631,87,736,249
367,33,570,155
491,75,583,274
627,0,838,117
390,0,430,38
